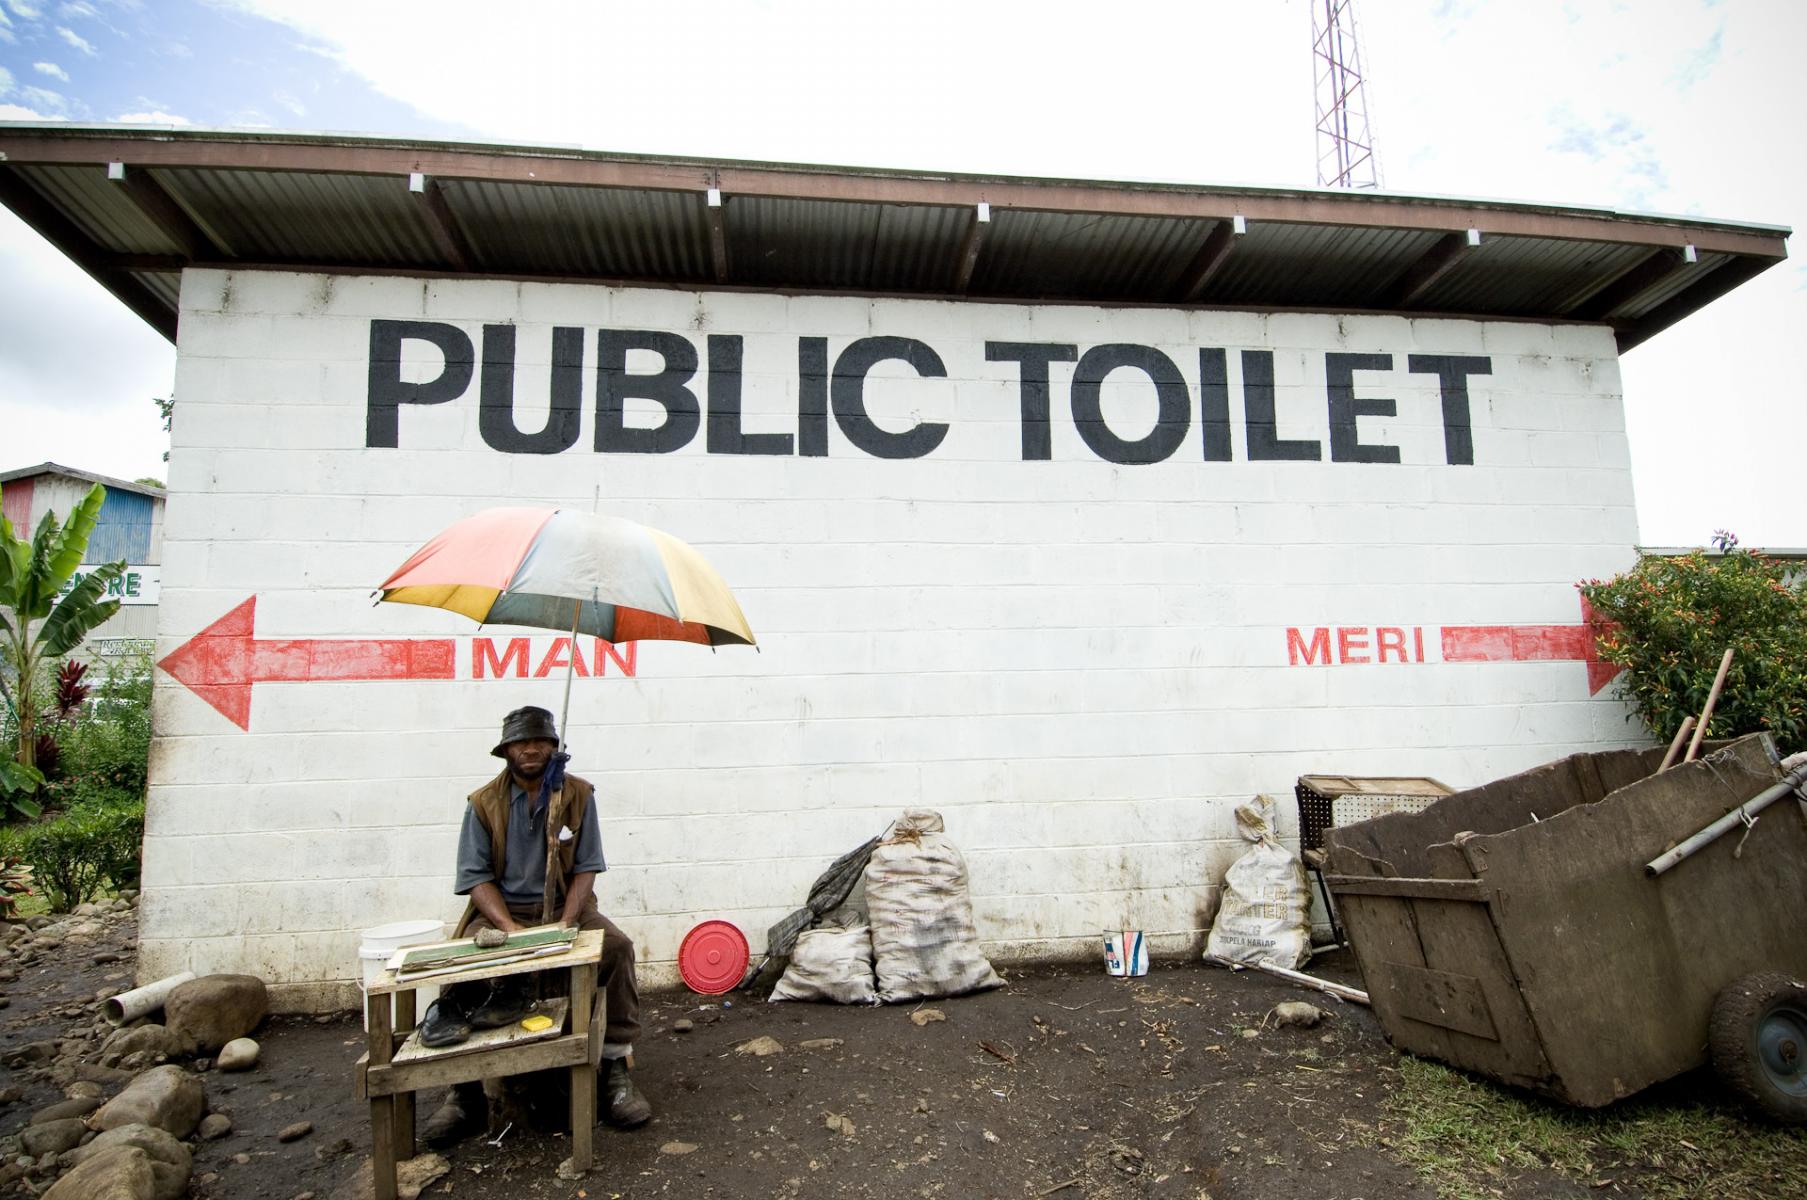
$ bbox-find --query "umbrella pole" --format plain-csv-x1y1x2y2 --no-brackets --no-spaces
558,598,580,750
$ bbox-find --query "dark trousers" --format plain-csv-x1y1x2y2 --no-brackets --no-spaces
465,898,642,1048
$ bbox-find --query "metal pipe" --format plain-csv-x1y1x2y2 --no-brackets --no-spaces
103,971,196,1025
1646,763,1807,877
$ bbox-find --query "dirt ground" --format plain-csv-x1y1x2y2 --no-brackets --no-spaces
0,907,1780,1200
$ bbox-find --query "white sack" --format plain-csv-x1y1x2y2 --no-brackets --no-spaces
1205,794,1312,969
865,809,1004,1003
769,923,879,1005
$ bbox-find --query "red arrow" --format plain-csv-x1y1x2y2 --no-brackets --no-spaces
157,596,456,730
1441,596,1622,695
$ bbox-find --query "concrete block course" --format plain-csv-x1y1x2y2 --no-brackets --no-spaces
142,270,1649,1004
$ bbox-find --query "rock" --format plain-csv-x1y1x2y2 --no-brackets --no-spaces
65,1082,105,1101
41,1145,155,1200
798,1038,844,1051
30,1097,102,1124
5,1039,60,1068
197,1113,232,1140
20,1120,87,1157
74,902,107,918
908,1009,947,1026
91,1066,205,1138
216,1038,260,1072
93,951,123,964
164,974,268,1055
824,1112,855,1136
67,1125,192,1200
118,889,139,902
660,1141,699,1155
101,1025,178,1067
77,1063,136,1087
329,1153,449,1200
672,1019,694,1033
472,927,507,949
277,1121,313,1143
734,1036,784,1057
1241,1027,1260,1039
0,1086,21,1103
1273,1001,1324,1028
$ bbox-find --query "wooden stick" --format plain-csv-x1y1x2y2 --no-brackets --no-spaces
1204,954,1371,1005
1658,715,1696,772
1683,649,1734,763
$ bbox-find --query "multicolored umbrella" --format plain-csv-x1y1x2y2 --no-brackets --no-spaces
377,506,755,743
377,506,754,648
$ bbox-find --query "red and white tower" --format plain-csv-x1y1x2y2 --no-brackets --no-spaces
1313,0,1381,189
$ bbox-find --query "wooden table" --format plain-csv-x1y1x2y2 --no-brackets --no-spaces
356,929,606,1200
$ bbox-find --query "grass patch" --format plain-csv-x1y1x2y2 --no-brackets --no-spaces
1381,1055,1806,1200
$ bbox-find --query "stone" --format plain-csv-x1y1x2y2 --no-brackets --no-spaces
277,1120,313,1142
100,1025,178,1067
216,1037,260,1072
64,1082,105,1101
74,902,107,918
30,1097,102,1124
5,1039,60,1068
1273,1001,1324,1028
660,1141,699,1155
67,1125,192,1200
92,1066,205,1138
329,1152,449,1200
19,1120,87,1158
78,1063,136,1086
41,1145,155,1200
472,927,507,949
908,1009,946,1026
672,1018,694,1033
164,974,268,1055
0,1086,22,1103
198,1113,232,1140
798,1038,844,1051
734,1036,784,1057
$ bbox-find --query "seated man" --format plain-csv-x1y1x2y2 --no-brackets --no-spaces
422,705,651,1146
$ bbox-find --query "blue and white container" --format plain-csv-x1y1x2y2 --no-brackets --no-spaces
1102,929,1148,977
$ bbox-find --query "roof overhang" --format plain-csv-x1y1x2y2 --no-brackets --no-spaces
0,124,1788,352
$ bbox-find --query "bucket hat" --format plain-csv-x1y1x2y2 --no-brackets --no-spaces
491,705,559,757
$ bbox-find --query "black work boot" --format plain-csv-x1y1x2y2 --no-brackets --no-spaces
601,1058,652,1128
418,993,472,1048
421,1081,487,1148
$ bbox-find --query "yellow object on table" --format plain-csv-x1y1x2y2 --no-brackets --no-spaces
520,1014,554,1032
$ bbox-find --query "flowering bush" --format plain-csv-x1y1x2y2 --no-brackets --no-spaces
1579,538,1807,755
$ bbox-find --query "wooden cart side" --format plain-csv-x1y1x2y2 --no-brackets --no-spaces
1323,857,1556,1091
1459,737,1799,1107
1325,747,1665,878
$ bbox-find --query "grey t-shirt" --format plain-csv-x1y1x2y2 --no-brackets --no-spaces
454,779,606,907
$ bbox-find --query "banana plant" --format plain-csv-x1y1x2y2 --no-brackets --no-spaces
0,482,125,816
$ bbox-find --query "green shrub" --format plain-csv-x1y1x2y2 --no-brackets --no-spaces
0,796,144,911
53,658,152,797
1580,539,1807,755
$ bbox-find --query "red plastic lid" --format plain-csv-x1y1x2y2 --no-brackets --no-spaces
678,920,749,995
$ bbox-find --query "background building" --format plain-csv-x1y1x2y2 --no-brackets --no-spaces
0,462,165,663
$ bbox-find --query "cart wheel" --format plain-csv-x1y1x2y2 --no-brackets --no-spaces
1709,972,1807,1125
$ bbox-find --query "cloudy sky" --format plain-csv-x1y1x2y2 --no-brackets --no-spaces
1,0,1800,545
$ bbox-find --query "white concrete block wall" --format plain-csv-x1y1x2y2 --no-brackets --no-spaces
143,269,1646,1008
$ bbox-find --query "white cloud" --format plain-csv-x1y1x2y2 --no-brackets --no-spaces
55,24,95,54
59,1,100,17
0,65,11,94
5,2,42,21
32,60,69,81
111,109,190,124
272,89,305,116
0,102,63,120
18,84,66,112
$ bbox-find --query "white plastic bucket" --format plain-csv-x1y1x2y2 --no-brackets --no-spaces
1103,929,1148,978
359,919,444,1028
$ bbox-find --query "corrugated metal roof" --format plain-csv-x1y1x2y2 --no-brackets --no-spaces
0,125,1787,351
1204,223,1442,307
